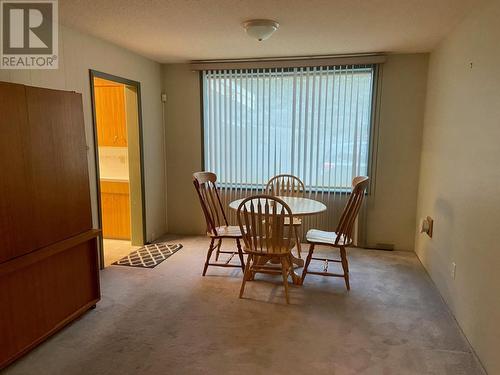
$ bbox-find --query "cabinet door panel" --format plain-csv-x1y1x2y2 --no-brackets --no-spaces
25,86,92,249
100,181,130,240
0,237,100,368
0,83,38,262
94,86,127,146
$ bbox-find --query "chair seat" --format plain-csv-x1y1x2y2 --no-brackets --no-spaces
306,229,350,246
211,226,243,238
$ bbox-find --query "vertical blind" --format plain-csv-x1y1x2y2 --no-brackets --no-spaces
202,65,376,235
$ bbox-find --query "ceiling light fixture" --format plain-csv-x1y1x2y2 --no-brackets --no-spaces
242,19,279,42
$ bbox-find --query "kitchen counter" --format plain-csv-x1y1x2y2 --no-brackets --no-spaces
100,177,129,183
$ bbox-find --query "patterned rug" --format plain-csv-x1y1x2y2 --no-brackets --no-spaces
113,242,182,268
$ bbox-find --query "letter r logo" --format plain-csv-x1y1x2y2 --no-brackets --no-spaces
1,1,55,54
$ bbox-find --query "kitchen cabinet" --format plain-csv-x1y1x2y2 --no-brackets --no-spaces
94,81,127,147
100,180,131,240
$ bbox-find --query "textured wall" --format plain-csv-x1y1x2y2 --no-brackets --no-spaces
365,54,428,250
415,1,500,372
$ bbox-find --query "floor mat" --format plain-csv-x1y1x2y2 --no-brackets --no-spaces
112,242,182,268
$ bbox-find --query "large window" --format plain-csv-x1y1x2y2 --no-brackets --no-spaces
202,65,375,190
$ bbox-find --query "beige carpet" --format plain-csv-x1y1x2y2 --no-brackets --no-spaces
4,235,485,375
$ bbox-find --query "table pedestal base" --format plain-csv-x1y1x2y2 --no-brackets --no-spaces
249,246,304,285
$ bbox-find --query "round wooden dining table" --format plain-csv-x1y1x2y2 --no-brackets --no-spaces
229,196,327,284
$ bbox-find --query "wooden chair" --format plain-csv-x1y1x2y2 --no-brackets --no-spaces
237,195,295,304
266,174,305,258
301,176,369,290
193,172,245,275
266,174,306,198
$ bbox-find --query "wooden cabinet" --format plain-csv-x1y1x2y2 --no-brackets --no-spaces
0,232,100,368
0,82,100,369
100,180,131,240
0,83,93,261
94,80,127,147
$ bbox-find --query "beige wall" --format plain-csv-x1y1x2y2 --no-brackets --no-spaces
163,54,429,250
415,1,500,373
163,64,206,234
365,54,428,250
0,25,167,242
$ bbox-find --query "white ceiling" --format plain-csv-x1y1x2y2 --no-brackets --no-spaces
59,0,485,63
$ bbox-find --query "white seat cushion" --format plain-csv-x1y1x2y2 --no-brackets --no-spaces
284,217,302,226
306,229,350,246
211,226,243,238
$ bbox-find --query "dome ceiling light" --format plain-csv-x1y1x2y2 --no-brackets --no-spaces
242,19,280,41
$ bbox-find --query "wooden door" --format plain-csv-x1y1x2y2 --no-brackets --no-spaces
0,83,38,262
24,86,93,249
0,83,92,263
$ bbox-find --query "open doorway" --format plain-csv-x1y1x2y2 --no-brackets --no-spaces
90,70,147,268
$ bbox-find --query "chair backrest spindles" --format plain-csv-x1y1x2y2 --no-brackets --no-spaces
237,195,294,255
266,174,305,198
335,176,369,245
193,172,229,236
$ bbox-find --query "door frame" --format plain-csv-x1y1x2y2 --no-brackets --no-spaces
89,69,147,269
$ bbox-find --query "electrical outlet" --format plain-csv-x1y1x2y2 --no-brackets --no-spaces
451,262,456,280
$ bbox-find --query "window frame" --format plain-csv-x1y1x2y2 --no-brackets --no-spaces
199,64,381,194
